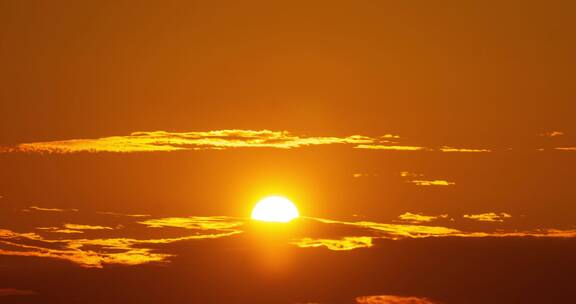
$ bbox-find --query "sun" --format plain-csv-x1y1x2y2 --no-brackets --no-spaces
251,196,300,223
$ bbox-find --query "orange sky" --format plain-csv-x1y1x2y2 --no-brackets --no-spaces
1,1,575,145
1,1,575,303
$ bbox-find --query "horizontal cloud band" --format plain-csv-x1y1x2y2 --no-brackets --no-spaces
1,130,492,153
2,208,575,268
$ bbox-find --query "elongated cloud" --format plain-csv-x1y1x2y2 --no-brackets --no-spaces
539,131,564,137
355,145,425,151
353,173,380,178
14,130,379,153
309,217,576,240
2,210,575,267
292,237,373,251
409,180,455,186
356,295,438,304
356,145,491,152
451,229,576,238
400,172,455,187
463,212,511,222
0,129,496,154
0,214,245,268
37,224,114,234
96,211,150,218
310,217,460,239
398,212,448,223
64,224,114,230
0,227,242,268
23,206,79,212
36,227,84,234
0,232,173,268
138,216,244,231
439,147,491,153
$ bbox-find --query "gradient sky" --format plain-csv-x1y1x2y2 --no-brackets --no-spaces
1,1,576,303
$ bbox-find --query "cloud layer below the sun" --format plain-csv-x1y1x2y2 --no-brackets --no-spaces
1,206,575,268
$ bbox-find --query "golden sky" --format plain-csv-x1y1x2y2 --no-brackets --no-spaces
1,1,575,303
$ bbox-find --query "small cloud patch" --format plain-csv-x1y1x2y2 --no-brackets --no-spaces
400,172,455,186
398,212,448,224
292,237,373,251
439,147,491,153
539,131,564,137
23,206,79,213
409,180,455,186
356,294,439,304
463,212,512,222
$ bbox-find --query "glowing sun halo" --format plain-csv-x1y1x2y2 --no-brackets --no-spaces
251,196,300,223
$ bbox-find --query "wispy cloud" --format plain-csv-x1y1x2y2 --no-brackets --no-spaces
539,131,564,137
438,147,491,153
353,173,380,178
398,212,448,224
355,145,425,151
310,217,460,239
23,206,79,212
138,216,244,231
64,224,114,230
356,295,439,304
400,172,455,186
356,145,491,153
96,211,150,218
0,226,242,268
400,172,422,178
0,214,245,268
9,129,576,154
0,130,499,154
0,231,173,268
13,130,378,153
2,210,575,268
36,227,84,234
463,212,511,222
452,229,576,238
292,237,372,251
37,224,114,233
309,217,576,240
408,180,455,186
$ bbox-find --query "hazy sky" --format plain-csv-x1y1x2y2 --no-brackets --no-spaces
1,1,575,144
1,1,575,303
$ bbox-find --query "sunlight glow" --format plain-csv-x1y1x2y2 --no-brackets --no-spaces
251,196,299,223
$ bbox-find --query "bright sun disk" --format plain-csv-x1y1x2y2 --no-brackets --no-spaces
251,196,299,223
